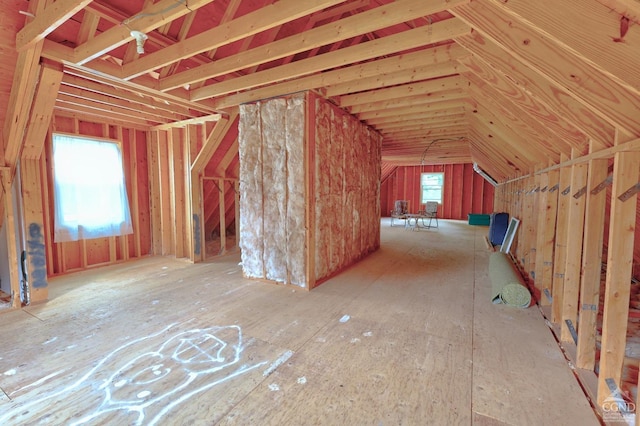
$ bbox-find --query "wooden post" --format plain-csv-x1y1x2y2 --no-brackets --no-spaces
169,128,185,258
306,92,316,289
552,158,572,323
541,166,559,306
147,130,162,255
20,158,48,304
129,129,142,258
597,150,640,405
576,157,608,369
218,178,226,254
560,161,588,343
534,170,549,299
2,169,22,308
184,125,196,262
234,180,240,249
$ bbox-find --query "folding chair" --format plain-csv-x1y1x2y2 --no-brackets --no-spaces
390,200,409,226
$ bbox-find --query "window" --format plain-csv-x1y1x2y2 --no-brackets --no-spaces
420,172,444,204
52,134,133,242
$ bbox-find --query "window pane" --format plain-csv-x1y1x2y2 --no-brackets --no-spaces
420,172,444,204
53,134,133,242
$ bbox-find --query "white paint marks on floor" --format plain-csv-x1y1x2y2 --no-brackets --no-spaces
350,338,361,344
43,336,58,345
315,337,326,343
268,383,280,391
3,369,16,376
297,377,307,385
263,350,294,377
151,300,159,305
363,331,373,337
339,315,350,323
9,369,65,396
0,322,267,426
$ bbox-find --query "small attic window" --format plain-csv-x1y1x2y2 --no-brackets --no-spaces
52,134,133,242
420,172,444,204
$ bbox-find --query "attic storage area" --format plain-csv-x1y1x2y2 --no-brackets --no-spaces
0,0,639,423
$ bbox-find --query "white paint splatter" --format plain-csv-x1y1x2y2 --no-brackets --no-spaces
161,266,168,270
9,369,64,396
137,391,151,398
315,337,326,343
339,315,350,323
114,380,126,388
268,383,280,391
363,331,373,337
66,345,77,350
43,337,58,345
151,300,159,305
297,377,307,384
4,369,16,376
263,350,294,377
350,338,361,344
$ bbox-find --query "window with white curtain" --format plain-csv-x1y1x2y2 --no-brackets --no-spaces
52,133,133,242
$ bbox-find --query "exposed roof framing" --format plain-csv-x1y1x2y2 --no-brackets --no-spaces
9,0,640,181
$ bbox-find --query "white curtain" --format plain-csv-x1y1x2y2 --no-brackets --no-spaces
53,134,133,242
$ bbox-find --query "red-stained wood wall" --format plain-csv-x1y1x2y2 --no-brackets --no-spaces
43,114,151,275
380,164,495,220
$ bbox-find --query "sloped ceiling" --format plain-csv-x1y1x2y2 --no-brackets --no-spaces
10,0,640,183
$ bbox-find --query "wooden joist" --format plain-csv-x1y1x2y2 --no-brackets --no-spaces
123,0,346,80
22,61,63,160
191,18,470,101
597,149,640,405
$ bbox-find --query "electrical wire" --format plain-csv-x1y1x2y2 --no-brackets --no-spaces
420,137,465,165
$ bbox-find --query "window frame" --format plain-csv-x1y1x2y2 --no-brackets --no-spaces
420,172,444,205
51,132,133,243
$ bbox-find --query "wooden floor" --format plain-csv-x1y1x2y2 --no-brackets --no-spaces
0,220,598,425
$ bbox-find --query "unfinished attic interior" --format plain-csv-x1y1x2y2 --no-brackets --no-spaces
3,0,640,423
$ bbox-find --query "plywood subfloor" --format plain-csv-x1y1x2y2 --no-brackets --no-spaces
0,220,598,425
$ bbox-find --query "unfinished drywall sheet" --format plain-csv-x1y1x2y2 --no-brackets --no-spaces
238,103,264,279
238,95,306,286
314,96,382,282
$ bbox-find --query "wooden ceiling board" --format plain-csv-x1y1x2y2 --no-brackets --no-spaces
457,51,591,153
485,0,640,95
452,1,640,139
454,33,613,150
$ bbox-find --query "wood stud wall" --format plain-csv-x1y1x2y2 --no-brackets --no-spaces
380,164,495,219
42,115,151,276
495,144,640,413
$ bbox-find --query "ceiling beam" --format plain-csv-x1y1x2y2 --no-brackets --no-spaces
211,43,466,109
191,17,470,101
56,94,170,124
325,61,462,97
58,84,187,121
123,0,346,80
162,0,468,91
359,104,467,123
75,0,214,66
351,93,470,115
339,75,466,107
16,0,94,52
365,108,467,125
